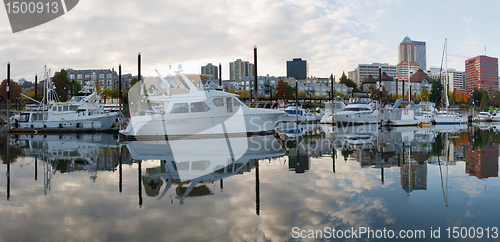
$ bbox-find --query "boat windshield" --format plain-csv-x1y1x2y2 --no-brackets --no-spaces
348,97,372,104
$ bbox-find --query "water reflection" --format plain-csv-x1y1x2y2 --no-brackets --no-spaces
1,124,500,241
125,135,285,205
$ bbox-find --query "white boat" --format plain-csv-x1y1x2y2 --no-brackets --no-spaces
379,99,433,126
432,39,467,125
320,100,347,123
331,97,379,125
473,111,492,122
279,105,324,123
491,110,500,122
15,68,119,129
120,67,283,138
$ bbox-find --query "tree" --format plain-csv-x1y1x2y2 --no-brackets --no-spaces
130,77,139,87
69,79,81,95
429,79,442,106
481,90,490,109
52,69,70,102
237,89,249,98
298,91,308,99
448,91,455,104
420,88,429,102
0,79,22,105
275,80,287,100
491,90,500,107
227,89,236,94
339,71,361,92
285,82,295,99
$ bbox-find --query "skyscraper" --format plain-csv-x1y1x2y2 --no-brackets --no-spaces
229,59,254,81
397,36,421,82
201,63,218,80
286,58,308,79
465,55,498,95
414,41,427,71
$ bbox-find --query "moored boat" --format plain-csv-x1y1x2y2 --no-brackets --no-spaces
120,67,283,139
331,97,378,125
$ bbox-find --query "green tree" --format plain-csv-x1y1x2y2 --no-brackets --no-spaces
429,79,442,106
420,88,429,102
339,71,361,92
130,77,139,87
285,82,295,99
491,90,500,107
69,79,81,95
52,69,70,102
298,91,308,99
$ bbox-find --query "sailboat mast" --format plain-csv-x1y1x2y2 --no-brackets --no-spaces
445,38,449,112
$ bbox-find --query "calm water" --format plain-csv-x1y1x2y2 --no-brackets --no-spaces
1,123,500,241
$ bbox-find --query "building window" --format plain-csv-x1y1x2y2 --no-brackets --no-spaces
77,74,82,80
99,74,104,80
70,74,75,80
107,74,112,79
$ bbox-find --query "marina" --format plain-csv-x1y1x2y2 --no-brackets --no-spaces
1,123,500,241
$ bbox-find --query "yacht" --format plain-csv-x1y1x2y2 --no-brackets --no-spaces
379,99,433,126
433,110,467,124
320,100,347,123
491,110,500,122
331,97,378,125
14,68,118,129
473,111,492,122
120,67,283,139
279,105,324,123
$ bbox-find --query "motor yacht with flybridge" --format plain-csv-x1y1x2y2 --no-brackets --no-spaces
331,97,379,125
120,65,284,139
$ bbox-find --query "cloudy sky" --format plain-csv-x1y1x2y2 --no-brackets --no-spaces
1,0,499,82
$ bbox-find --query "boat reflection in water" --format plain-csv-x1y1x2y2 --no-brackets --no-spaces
124,135,285,204
13,134,123,193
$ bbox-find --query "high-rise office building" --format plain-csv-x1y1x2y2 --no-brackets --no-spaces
229,59,254,81
465,55,499,95
201,63,218,80
286,58,308,79
414,41,426,71
397,36,422,81
354,63,397,85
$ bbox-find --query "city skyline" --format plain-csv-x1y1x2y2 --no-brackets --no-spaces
1,1,499,83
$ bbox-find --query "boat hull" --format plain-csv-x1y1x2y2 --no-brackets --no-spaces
332,111,379,125
120,109,283,139
433,115,467,124
17,112,119,129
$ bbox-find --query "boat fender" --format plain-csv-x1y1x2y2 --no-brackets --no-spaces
59,123,63,128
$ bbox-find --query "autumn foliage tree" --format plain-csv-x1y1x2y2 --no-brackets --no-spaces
275,80,287,100
0,79,22,104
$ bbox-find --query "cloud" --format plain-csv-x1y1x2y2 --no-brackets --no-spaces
0,0,394,81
